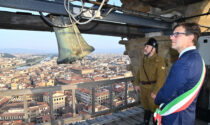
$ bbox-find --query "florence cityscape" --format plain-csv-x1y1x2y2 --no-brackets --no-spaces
0,52,136,124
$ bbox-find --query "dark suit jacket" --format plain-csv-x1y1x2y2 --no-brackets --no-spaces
155,49,205,125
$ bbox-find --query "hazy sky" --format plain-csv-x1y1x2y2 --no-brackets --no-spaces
0,0,125,54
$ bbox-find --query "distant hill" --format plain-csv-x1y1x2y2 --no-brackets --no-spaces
0,48,124,54
0,48,57,54
92,48,124,54
0,53,16,58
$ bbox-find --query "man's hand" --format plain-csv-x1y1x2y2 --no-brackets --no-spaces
135,85,140,92
151,92,156,99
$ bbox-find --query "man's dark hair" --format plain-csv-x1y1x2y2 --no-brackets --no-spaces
173,22,201,44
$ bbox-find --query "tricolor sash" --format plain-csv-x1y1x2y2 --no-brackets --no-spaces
154,59,206,125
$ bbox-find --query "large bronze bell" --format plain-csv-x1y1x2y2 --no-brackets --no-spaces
51,16,95,64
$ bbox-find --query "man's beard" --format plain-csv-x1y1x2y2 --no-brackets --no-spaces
144,51,149,56
144,47,154,57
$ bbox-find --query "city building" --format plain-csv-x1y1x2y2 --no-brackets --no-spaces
43,91,66,111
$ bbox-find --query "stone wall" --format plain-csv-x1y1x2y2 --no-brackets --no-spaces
120,0,210,76
185,0,210,32
120,0,150,12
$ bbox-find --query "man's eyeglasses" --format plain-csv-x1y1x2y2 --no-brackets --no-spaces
170,32,189,38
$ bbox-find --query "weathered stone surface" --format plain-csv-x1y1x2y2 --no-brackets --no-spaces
120,0,150,12
185,0,210,32
120,0,210,32
120,0,209,77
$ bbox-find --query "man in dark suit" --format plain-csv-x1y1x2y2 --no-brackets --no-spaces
153,22,206,125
